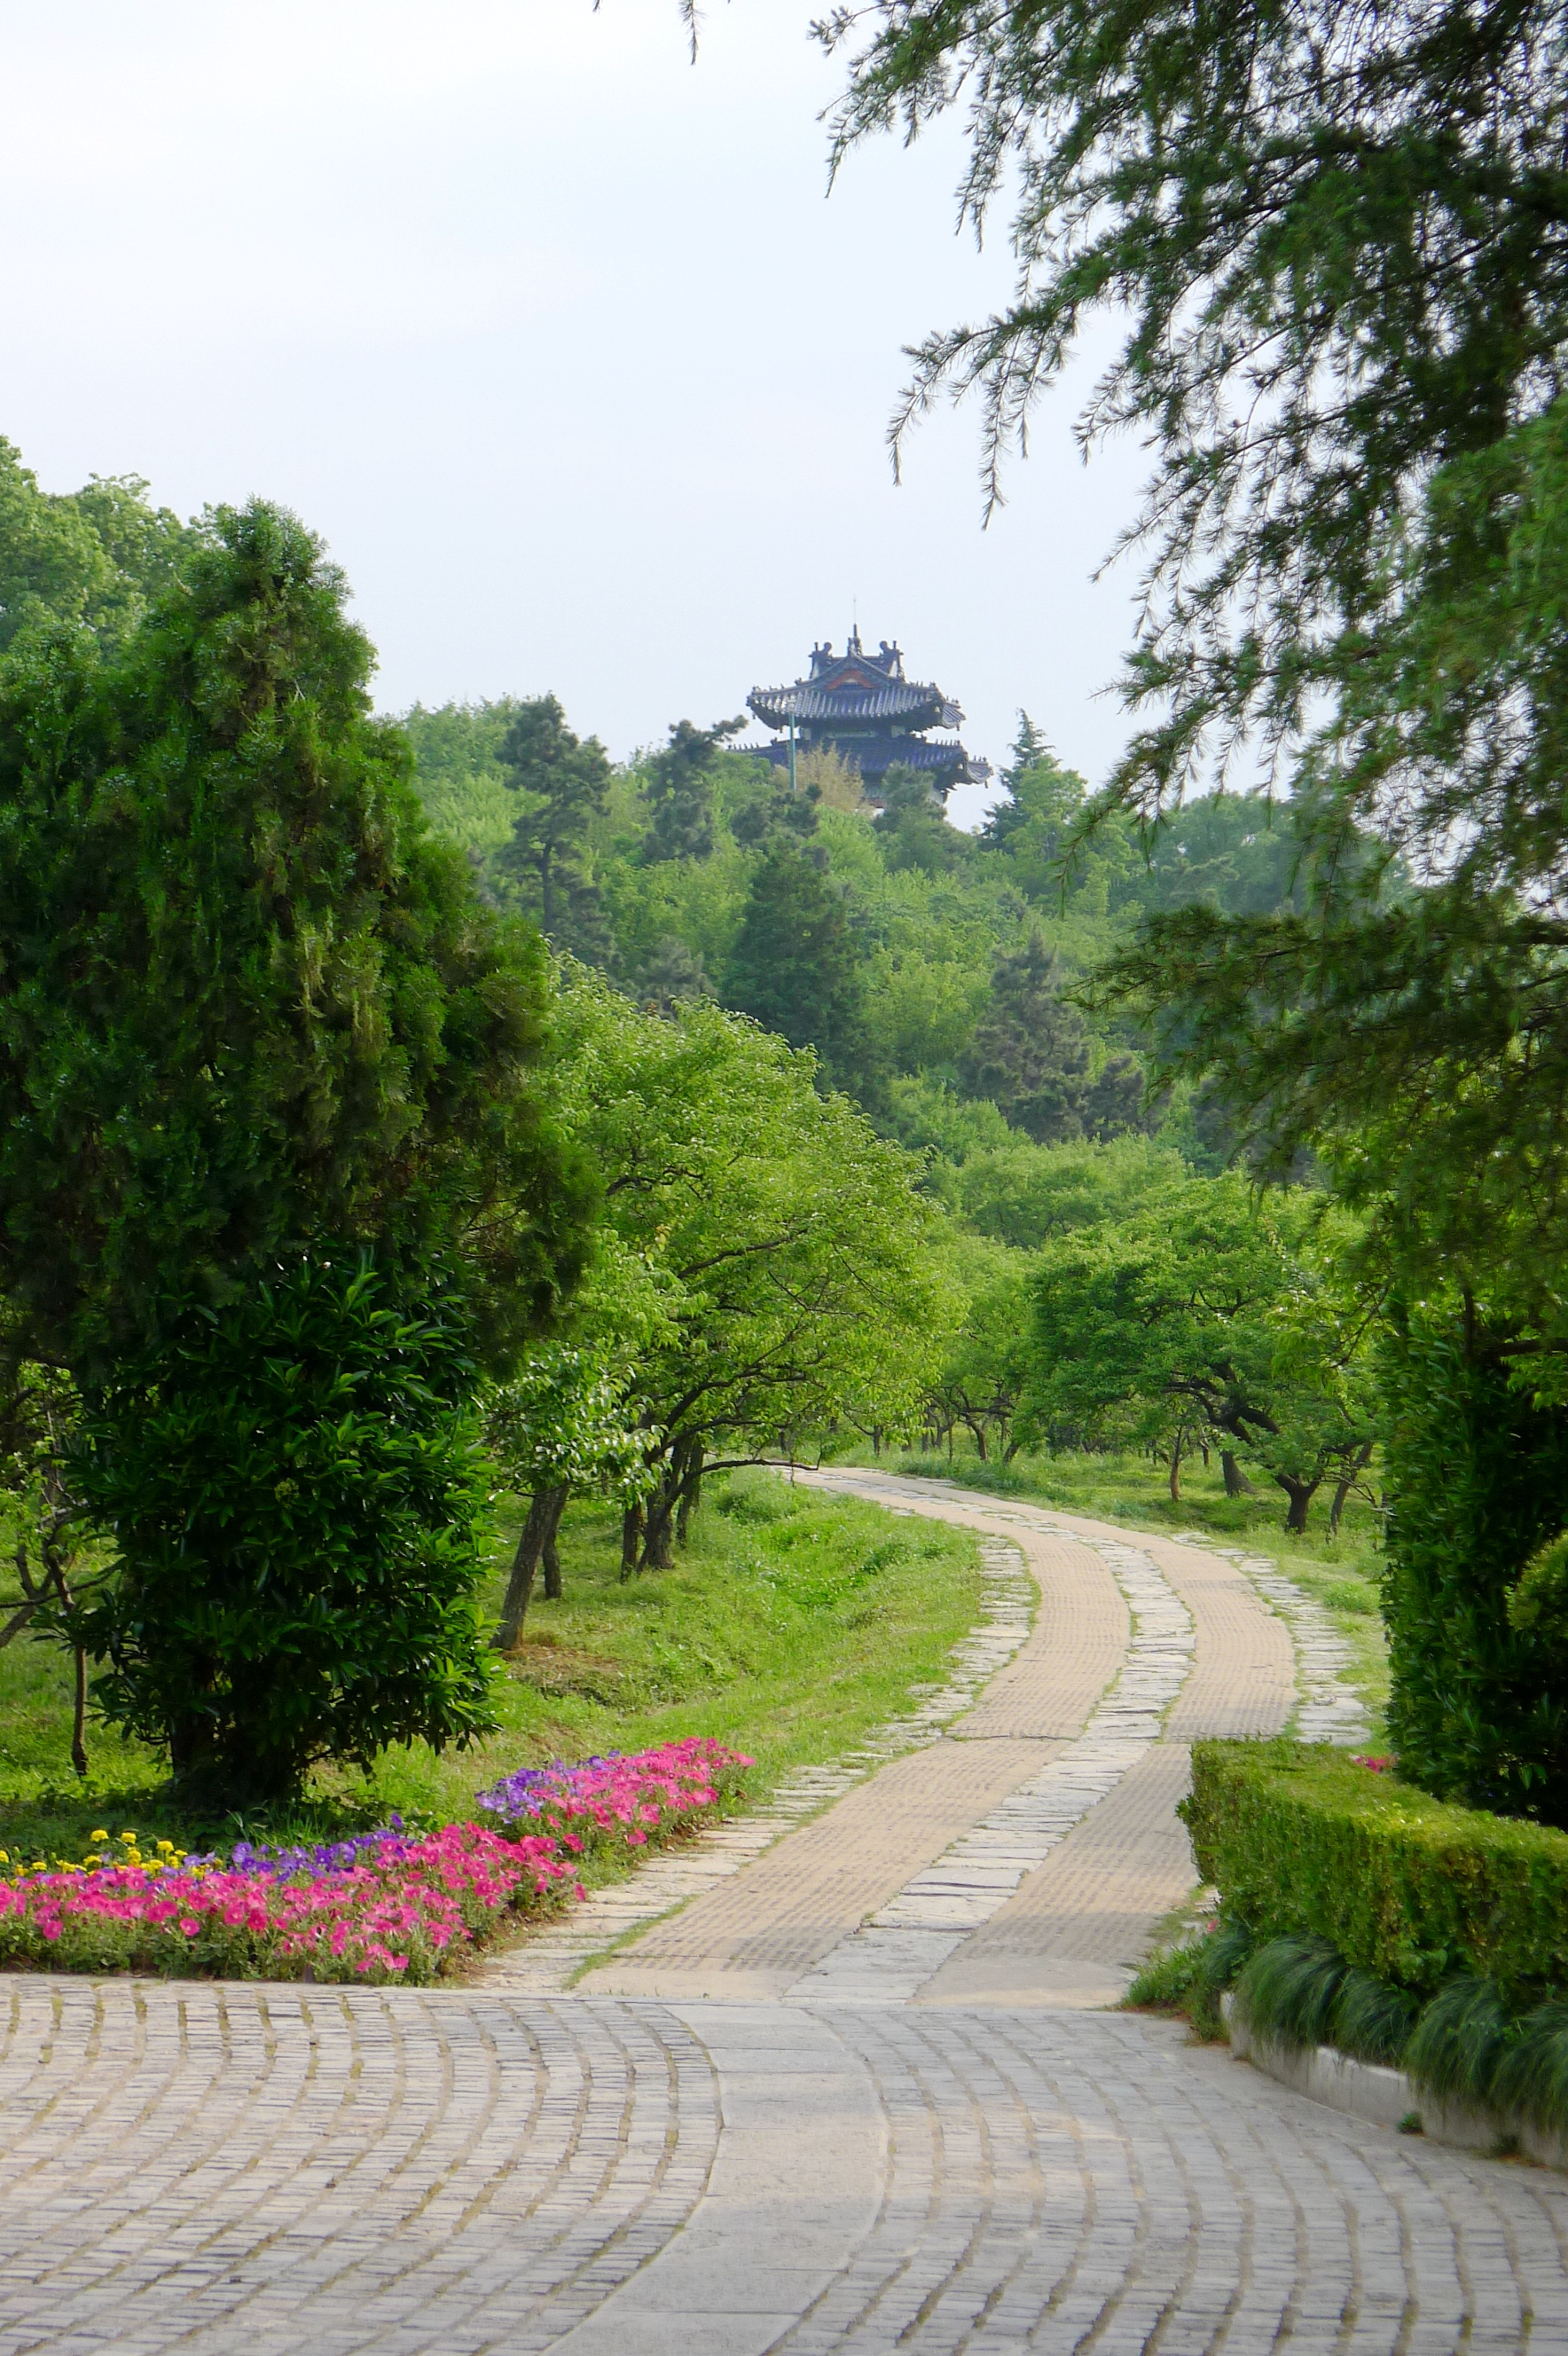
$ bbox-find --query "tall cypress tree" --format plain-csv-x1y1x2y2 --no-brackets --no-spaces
0,499,592,1381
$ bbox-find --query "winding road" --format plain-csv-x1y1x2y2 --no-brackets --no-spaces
2,1470,1564,2356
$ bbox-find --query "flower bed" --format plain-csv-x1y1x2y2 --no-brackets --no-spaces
0,1738,749,1983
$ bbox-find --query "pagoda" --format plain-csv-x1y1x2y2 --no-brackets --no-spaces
746,632,989,803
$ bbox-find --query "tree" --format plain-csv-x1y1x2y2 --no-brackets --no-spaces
1019,1176,1376,1528
961,933,1148,1146
826,4,1568,817
0,436,194,655
827,0,1568,1282
542,962,955,1567
636,935,710,1014
498,693,615,960
725,836,876,1096
68,1256,496,1803
0,501,592,1384
929,1235,1036,1463
643,715,746,863
875,761,966,875
485,1237,676,1645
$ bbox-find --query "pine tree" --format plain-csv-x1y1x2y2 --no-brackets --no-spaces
724,838,874,1095
498,694,614,956
643,715,745,863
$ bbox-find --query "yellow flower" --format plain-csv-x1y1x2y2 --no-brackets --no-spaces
120,1831,137,1843
84,1855,102,1867
155,1840,174,1853
0,1851,9,1865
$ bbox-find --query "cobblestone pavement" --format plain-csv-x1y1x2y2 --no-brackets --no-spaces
4,1475,1556,2356
4,1978,1568,2355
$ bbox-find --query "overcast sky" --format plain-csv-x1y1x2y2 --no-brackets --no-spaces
0,2,1152,826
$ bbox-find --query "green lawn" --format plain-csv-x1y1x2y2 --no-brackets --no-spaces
0,1469,984,1866
862,1441,1391,1736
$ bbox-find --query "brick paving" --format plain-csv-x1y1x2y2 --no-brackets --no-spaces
3,1472,1559,2353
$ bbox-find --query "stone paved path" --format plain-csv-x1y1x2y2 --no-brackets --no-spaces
4,1471,1562,2356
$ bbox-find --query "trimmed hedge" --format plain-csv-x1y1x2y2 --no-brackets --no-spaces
1185,1740,1568,2007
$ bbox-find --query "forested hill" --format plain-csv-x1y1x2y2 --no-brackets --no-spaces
402,694,1305,1190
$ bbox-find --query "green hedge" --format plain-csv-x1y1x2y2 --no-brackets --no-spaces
1185,1740,1568,2007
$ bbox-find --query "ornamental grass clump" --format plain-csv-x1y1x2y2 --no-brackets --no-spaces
0,1740,749,1983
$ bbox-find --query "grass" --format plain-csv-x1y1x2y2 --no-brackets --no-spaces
851,1439,1391,1735
0,1468,984,1868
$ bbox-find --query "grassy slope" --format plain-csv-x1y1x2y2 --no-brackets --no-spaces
873,1441,1391,1738
0,1470,982,1865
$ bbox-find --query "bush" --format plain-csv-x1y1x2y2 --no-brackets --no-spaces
1185,1740,1568,2009
68,1255,496,1804
1380,1304,1568,1821
1125,1918,1249,2034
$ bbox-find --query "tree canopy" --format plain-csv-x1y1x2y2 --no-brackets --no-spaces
0,501,592,1380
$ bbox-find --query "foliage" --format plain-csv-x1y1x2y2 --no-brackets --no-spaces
825,2,1568,811
875,761,968,875
643,715,746,864
541,967,955,1559
67,1255,497,1805
724,836,877,1096
404,703,1308,1141
1379,1302,1568,1822
927,1232,1036,1463
1125,1917,1248,2035
1019,1175,1377,1526
1185,1740,1568,2011
0,501,590,1385
0,436,194,655
960,931,1147,1145
399,698,520,861
497,692,616,961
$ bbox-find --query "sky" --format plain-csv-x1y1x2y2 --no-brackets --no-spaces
0,1,1153,828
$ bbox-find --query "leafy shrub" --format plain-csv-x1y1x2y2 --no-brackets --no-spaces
1380,1305,1568,1821
68,1255,495,1804
1186,1739,1568,2007
1125,1918,1250,2034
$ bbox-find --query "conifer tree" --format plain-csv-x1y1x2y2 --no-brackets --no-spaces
498,693,615,960
0,501,591,1380
642,714,745,863
725,837,874,1096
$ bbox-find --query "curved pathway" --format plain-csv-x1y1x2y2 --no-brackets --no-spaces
3,1471,1563,2356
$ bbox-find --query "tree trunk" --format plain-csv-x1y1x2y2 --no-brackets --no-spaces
676,1446,703,1546
71,1645,88,1779
1220,1450,1256,1497
541,1486,568,1599
1168,1432,1183,1502
496,1486,565,1649
1275,1472,1322,1535
1329,1442,1375,1537
621,1500,644,1581
641,1502,674,1570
